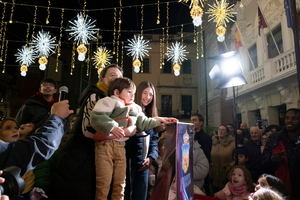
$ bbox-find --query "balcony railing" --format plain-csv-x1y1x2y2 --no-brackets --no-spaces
227,49,297,98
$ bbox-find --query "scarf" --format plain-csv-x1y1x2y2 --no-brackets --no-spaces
35,91,57,108
228,183,248,197
96,81,108,94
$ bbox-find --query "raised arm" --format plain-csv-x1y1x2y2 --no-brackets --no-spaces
0,100,73,175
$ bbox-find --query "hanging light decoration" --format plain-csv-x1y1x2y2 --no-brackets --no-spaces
180,0,205,27
30,30,56,70
15,45,36,76
207,0,236,42
126,35,151,73
66,13,98,61
166,41,188,76
93,46,112,75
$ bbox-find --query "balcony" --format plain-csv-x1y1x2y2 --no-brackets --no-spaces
226,49,297,98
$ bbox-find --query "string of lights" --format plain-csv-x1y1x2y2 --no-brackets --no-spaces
0,0,179,12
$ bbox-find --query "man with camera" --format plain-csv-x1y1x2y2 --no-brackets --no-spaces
0,170,9,200
0,100,73,198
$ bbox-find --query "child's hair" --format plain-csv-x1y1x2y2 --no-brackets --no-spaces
233,147,248,159
0,117,17,129
228,165,254,192
108,77,136,96
258,174,288,197
253,188,285,200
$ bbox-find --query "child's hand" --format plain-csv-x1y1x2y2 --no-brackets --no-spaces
110,127,125,139
124,125,136,137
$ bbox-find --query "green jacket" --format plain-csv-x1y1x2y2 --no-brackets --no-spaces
91,96,160,136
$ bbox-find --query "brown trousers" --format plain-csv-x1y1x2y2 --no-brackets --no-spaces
95,140,126,200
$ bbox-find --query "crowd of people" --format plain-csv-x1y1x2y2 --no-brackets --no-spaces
0,64,299,200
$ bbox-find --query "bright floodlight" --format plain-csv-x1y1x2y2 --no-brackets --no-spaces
209,64,221,80
209,51,247,88
218,75,247,88
220,56,242,77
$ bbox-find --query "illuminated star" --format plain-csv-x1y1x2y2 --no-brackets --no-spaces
66,13,98,45
93,46,112,67
15,45,37,66
126,35,151,61
30,31,56,57
207,0,236,27
166,42,188,65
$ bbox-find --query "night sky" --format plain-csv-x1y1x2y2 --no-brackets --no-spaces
0,0,194,114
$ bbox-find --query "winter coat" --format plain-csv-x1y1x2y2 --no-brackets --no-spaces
16,93,57,128
193,141,209,190
210,135,235,189
0,115,65,175
91,95,161,136
48,84,106,200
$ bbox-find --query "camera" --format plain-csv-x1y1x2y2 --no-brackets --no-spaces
0,166,24,197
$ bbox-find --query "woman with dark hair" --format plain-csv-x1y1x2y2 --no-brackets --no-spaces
125,81,160,200
256,174,289,198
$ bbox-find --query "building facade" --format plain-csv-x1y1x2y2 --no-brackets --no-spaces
132,34,200,120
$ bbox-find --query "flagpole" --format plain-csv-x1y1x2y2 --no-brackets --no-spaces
235,23,256,70
257,2,281,56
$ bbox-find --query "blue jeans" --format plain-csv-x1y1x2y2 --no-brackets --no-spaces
130,163,149,200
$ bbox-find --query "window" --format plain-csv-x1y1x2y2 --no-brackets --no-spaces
267,25,283,58
182,59,192,74
160,59,172,73
141,58,150,73
248,44,257,71
161,95,172,116
181,95,192,118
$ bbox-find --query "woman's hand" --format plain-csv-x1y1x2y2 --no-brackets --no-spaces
138,157,153,171
154,117,178,124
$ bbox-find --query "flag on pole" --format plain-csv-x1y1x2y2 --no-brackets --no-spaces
234,28,242,50
258,7,267,35
284,0,293,28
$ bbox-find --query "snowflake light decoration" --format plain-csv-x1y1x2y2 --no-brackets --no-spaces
15,45,37,76
126,35,151,73
93,46,112,74
126,35,151,61
15,45,36,67
166,42,188,76
66,13,98,45
30,31,56,57
166,42,188,65
207,0,236,27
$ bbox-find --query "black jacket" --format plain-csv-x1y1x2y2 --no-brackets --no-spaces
16,93,56,127
48,84,106,200
126,129,159,168
194,130,212,162
265,130,300,200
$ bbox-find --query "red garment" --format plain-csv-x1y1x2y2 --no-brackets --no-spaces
228,183,248,197
271,141,292,193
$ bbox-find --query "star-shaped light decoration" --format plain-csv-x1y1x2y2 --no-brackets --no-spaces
126,35,151,73
30,31,56,70
15,45,37,76
166,42,188,76
93,46,112,75
207,0,236,42
66,13,98,61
